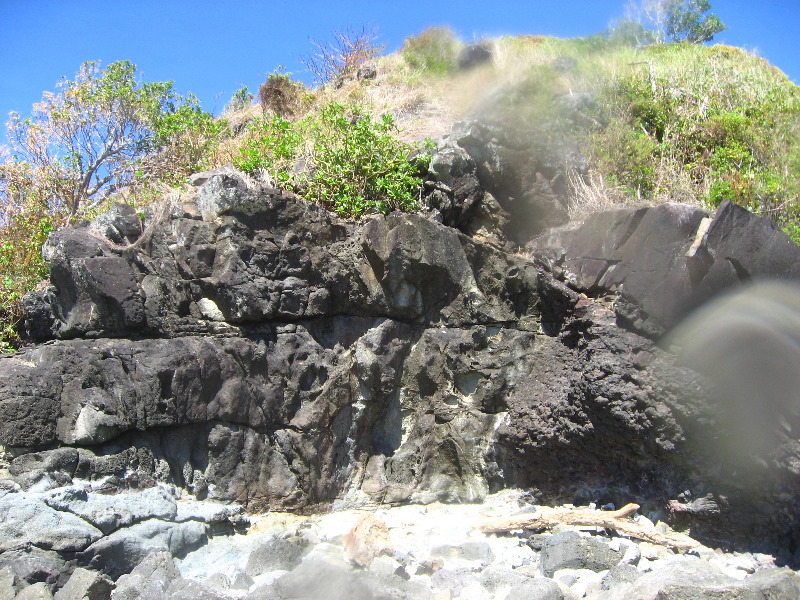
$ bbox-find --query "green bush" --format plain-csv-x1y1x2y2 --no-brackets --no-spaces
401,27,461,75
572,41,800,232
0,211,54,352
235,113,301,183
234,102,423,216
147,93,228,184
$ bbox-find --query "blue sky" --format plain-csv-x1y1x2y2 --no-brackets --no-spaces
0,0,798,126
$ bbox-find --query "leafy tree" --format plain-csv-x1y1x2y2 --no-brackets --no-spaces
627,0,726,44
1,60,221,217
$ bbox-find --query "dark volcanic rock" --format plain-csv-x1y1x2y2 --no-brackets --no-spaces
529,199,800,336
540,531,622,577
425,121,582,246
2,162,799,570
457,45,492,70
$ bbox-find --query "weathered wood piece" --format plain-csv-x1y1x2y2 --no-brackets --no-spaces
475,503,700,549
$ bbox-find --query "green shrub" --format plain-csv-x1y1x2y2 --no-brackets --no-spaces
401,27,460,75
0,211,55,352
589,118,659,198
234,114,301,184
234,102,423,216
304,103,421,215
147,93,228,184
572,41,800,229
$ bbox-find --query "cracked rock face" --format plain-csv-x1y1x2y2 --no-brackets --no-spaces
2,161,800,568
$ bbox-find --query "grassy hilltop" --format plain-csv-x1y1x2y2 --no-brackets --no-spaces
1,26,799,350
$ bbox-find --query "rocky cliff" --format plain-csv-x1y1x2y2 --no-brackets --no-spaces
1,120,800,584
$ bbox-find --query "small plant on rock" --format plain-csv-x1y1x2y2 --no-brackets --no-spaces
224,85,254,114
259,69,305,117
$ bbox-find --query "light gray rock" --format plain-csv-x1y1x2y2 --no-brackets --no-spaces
195,171,263,220
601,564,642,591
230,572,254,591
270,559,374,600
188,164,237,187
203,573,230,591
165,579,228,600
44,486,177,535
740,568,800,599
245,535,310,576
53,567,113,600
111,552,180,600
505,577,564,600
602,558,739,600
174,499,245,526
9,450,78,489
0,493,103,552
16,582,54,600
129,551,181,584
431,541,495,565
0,566,17,600
479,566,534,593
90,203,143,246
430,567,479,595
0,548,67,591
82,520,207,578
111,576,166,600
242,583,281,600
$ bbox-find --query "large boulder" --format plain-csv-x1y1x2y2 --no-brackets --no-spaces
529,199,800,336
425,120,586,246
81,519,208,579
0,493,103,553
43,486,177,535
540,531,623,578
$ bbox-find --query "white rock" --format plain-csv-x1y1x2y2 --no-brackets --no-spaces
620,541,642,566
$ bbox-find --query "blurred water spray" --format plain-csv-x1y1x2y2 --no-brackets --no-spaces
667,280,800,471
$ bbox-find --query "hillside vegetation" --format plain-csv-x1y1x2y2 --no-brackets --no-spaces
1,26,799,350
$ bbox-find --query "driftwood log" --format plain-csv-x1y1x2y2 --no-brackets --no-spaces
475,503,700,550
